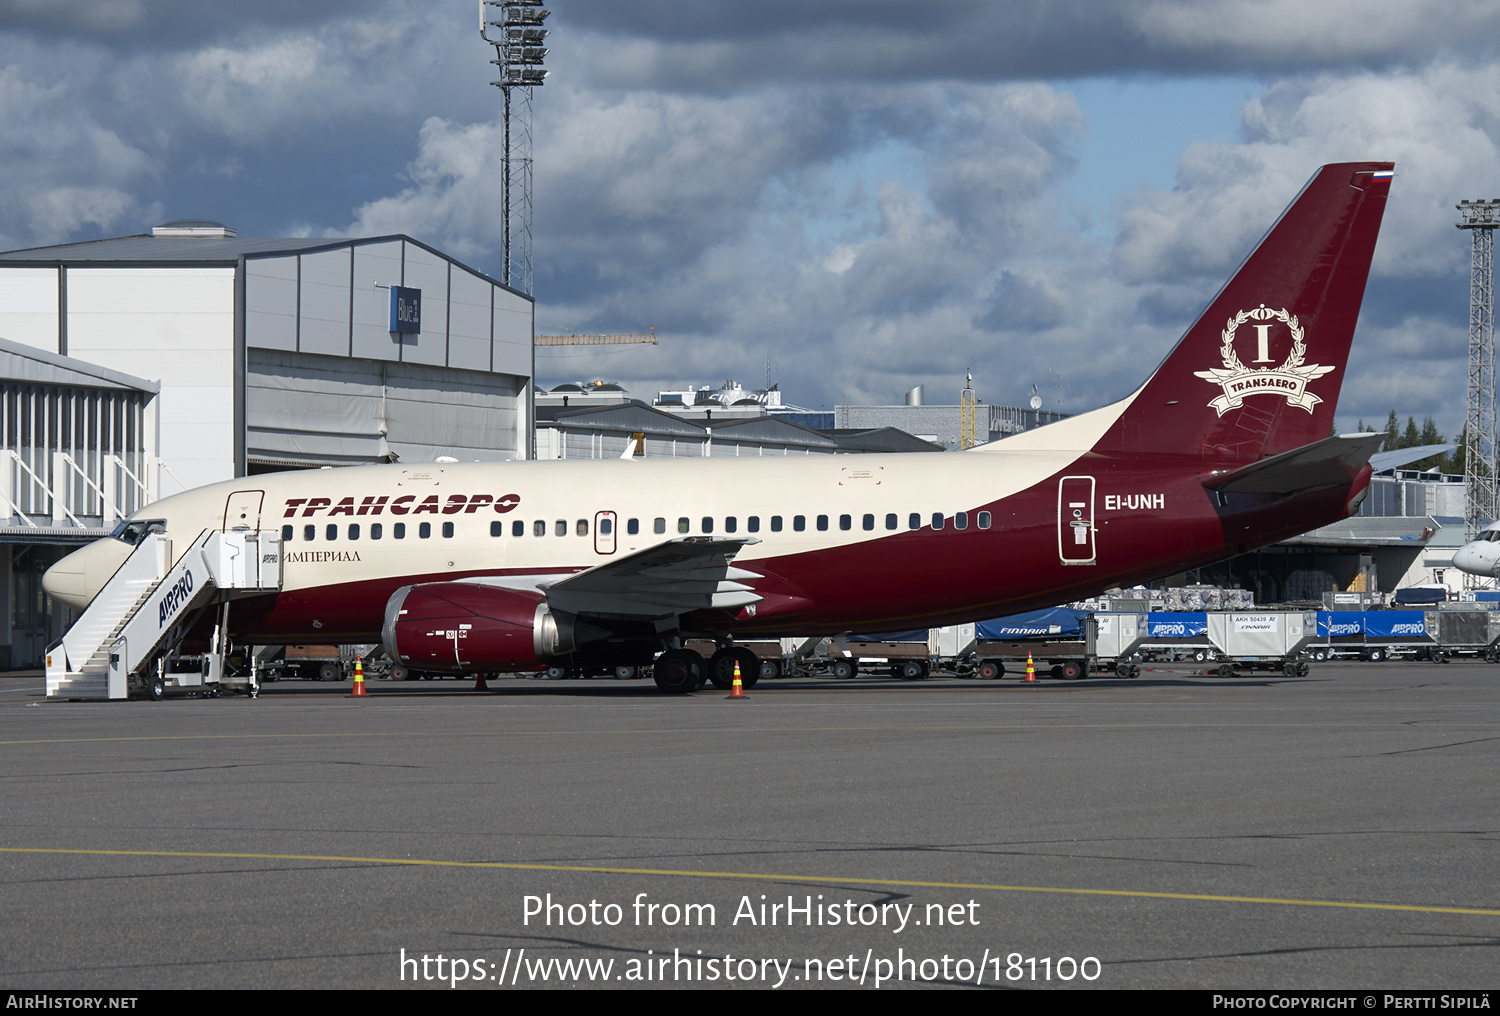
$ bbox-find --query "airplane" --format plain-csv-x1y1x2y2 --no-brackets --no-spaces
43,161,1395,695
1453,521,1500,578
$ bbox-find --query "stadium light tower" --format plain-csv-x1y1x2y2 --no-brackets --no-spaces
1458,198,1500,556
480,1,549,295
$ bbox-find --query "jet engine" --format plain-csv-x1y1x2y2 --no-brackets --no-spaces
381,582,579,673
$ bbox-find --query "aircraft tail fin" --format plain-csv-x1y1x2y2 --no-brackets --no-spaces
1091,162,1393,463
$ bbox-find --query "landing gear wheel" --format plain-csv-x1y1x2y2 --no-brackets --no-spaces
653,649,703,694
976,659,1004,680
149,675,164,701
830,659,857,680
708,647,760,690
1061,661,1084,680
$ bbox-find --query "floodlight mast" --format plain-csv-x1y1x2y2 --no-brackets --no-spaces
1458,199,1500,569
481,1,549,296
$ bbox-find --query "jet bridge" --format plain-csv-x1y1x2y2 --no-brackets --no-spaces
45,530,283,700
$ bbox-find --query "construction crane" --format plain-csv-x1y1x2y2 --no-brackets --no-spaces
535,326,658,347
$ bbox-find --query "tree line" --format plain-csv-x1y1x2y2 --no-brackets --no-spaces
1353,410,1465,474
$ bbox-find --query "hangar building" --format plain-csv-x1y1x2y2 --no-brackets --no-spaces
0,220,533,666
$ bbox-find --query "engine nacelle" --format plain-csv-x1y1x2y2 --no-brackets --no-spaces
381,582,574,673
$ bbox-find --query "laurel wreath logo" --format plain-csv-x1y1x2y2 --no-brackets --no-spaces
1194,304,1334,416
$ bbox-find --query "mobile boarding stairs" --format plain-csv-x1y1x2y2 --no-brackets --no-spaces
45,530,283,701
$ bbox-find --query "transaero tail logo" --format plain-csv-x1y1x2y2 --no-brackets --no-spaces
157,570,194,628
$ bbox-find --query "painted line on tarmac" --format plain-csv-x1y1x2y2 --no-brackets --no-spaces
3,721,1492,747
2,846,1497,917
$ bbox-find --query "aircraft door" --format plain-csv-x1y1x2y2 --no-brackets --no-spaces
223,490,265,531
1057,476,1096,565
594,511,618,555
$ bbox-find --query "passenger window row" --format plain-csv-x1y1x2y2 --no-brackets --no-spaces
283,512,994,544
483,512,994,537
283,522,455,542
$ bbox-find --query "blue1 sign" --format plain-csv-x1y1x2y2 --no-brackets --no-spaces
389,286,421,334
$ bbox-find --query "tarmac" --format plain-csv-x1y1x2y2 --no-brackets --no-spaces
0,662,1495,990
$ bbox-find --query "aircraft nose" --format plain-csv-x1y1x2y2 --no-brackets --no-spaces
42,538,133,611
1453,542,1488,576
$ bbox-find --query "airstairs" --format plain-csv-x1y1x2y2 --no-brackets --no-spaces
45,530,283,700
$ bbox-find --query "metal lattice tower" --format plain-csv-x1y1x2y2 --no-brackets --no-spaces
1458,199,1500,555
481,1,549,295
960,371,977,449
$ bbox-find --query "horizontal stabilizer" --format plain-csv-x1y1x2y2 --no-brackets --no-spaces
542,536,762,616
1203,432,1384,495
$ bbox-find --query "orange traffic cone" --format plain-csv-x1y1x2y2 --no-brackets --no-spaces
351,656,366,697
728,659,746,699
1024,651,1036,683
473,671,489,691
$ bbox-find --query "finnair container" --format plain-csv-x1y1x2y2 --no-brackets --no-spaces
1209,611,1319,659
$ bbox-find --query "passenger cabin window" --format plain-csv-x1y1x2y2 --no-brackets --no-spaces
443,522,455,538
678,517,690,534
491,521,504,537
908,513,920,530
955,511,969,530
932,513,945,530
817,515,829,531
394,523,406,539
325,524,337,541
978,511,991,530
793,515,806,532
748,516,760,533
770,516,783,532
863,514,875,531
702,517,714,534
576,519,589,536
419,522,432,539
725,517,737,534
304,525,315,542
371,523,383,540
348,524,360,540
885,514,897,530
534,520,546,537
282,525,293,542
838,514,851,531
653,518,665,534
512,520,524,537
555,520,567,537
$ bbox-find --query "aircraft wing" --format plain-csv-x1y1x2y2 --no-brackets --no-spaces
1203,432,1385,495
541,536,762,617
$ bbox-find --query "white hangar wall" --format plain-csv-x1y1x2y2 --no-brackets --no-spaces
0,232,534,496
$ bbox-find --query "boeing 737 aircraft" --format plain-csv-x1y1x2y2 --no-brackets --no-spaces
44,162,1395,693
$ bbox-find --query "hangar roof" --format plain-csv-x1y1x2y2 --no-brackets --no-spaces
0,231,525,298
0,335,158,394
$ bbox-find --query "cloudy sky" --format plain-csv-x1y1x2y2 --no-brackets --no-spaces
3,1,1499,437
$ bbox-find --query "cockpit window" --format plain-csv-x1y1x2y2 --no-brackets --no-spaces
111,519,167,545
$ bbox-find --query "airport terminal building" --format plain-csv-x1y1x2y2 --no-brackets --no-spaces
0,221,534,665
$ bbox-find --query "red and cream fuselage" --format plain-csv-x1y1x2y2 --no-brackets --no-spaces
44,161,1395,678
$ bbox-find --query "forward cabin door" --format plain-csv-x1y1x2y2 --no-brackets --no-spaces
1057,476,1096,565
223,490,265,531
594,511,618,555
